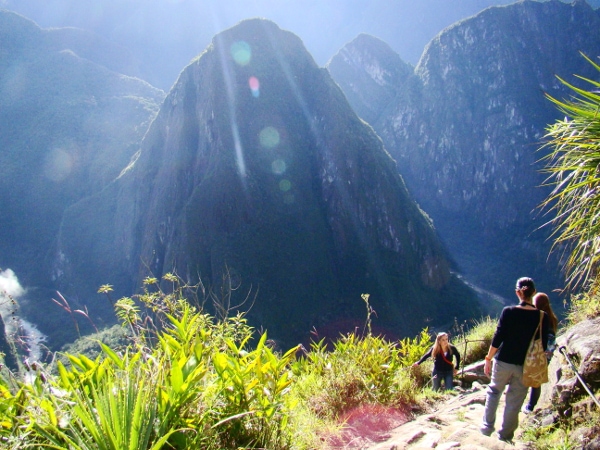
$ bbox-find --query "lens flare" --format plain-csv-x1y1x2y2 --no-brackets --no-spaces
283,193,295,204
231,41,251,66
215,32,247,183
271,159,287,174
279,179,292,192
260,126,280,149
44,148,73,182
249,76,260,97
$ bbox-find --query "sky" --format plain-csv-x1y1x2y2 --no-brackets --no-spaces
0,0,560,89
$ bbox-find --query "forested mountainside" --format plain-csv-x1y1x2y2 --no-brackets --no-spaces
0,10,164,345
328,0,600,301
51,18,481,348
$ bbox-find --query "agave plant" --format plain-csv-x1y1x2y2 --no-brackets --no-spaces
539,53,600,290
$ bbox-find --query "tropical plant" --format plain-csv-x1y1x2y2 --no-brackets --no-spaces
0,273,301,449
0,281,447,449
538,53,600,291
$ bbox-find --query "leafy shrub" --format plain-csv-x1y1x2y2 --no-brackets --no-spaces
566,281,600,326
0,274,298,449
452,316,496,366
0,283,446,449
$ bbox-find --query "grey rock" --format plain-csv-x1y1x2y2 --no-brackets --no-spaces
542,318,600,409
328,0,600,302
55,18,481,347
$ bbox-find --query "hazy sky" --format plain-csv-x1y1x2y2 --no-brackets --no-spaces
3,0,595,89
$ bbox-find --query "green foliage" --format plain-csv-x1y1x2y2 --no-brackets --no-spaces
57,325,130,369
284,329,433,448
289,330,429,422
0,283,449,449
565,280,600,325
451,316,496,366
211,333,298,448
0,275,297,449
47,361,176,450
396,328,433,367
521,421,580,450
538,53,600,290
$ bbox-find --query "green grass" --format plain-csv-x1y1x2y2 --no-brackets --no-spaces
452,316,496,366
565,281,600,326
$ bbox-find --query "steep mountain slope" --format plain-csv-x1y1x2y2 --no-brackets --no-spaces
327,34,414,127
56,19,480,347
0,10,164,341
328,0,600,299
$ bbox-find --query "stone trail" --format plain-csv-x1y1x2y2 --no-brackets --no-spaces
363,382,529,450
328,361,533,450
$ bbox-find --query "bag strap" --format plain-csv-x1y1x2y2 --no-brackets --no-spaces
527,311,543,348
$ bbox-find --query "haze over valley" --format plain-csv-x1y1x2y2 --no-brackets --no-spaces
1,0,599,354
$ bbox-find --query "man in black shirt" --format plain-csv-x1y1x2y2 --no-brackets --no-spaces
480,277,550,442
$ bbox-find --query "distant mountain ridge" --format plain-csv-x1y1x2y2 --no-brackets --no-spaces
53,19,480,347
328,0,600,299
3,0,566,90
0,9,141,78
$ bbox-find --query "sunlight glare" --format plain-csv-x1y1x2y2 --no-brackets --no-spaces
44,147,73,182
259,126,280,149
249,76,260,97
231,41,251,66
215,33,247,183
271,158,287,174
279,179,291,192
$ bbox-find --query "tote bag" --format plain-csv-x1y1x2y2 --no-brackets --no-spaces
522,311,548,388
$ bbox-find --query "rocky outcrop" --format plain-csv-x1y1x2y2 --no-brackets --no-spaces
55,19,481,348
327,34,413,127
543,318,600,412
328,0,600,300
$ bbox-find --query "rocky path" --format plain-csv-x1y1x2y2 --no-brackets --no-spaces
325,316,600,450
360,382,530,450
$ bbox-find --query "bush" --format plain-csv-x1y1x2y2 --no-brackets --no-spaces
452,316,496,366
566,281,600,326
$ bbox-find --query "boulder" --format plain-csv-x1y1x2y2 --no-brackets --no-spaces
541,318,600,411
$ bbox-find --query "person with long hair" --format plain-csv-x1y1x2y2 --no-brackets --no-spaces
481,277,550,443
523,292,559,413
413,332,461,391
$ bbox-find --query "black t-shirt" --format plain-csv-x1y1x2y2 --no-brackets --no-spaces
416,344,461,371
491,305,550,366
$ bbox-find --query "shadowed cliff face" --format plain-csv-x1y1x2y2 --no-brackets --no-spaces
0,10,164,345
57,19,480,346
328,0,600,299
